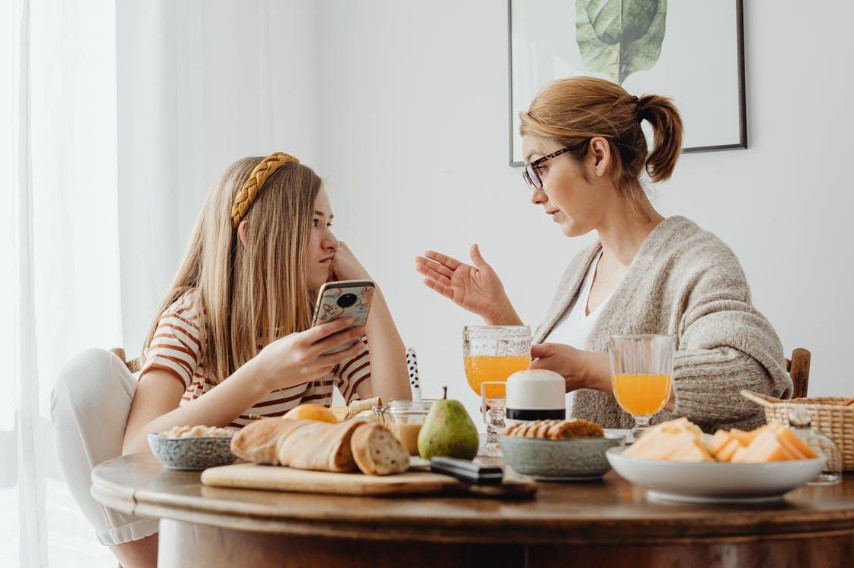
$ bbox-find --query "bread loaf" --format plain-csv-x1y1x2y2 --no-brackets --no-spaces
230,418,304,464
231,417,411,476
350,423,409,475
275,419,367,472
231,418,366,471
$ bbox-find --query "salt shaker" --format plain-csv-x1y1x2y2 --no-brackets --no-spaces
788,407,842,486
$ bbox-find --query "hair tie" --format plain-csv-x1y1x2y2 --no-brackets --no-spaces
631,95,645,122
231,152,300,228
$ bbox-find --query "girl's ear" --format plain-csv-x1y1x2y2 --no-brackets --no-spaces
237,220,249,246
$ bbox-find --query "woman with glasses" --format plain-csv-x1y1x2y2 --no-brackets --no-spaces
415,76,790,433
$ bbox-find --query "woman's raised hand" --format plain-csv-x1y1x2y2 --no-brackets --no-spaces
253,318,367,391
415,244,520,325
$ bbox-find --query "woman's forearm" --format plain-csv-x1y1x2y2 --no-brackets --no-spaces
122,360,271,455
578,351,613,393
483,301,524,326
360,286,410,401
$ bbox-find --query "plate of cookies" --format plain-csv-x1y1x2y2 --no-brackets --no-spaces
499,419,626,480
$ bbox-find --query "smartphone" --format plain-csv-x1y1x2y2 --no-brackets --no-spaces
311,280,374,354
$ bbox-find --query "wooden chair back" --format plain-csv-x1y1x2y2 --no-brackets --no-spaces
786,348,811,399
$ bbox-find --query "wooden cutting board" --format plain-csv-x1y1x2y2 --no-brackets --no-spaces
201,463,536,499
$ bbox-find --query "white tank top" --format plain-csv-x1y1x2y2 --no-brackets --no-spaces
544,251,612,411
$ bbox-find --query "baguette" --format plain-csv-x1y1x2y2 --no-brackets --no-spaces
350,423,409,475
275,419,367,472
230,418,304,464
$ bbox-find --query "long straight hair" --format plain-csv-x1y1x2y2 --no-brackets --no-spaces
143,157,322,384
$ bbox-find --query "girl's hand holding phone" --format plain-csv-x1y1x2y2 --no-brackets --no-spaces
252,318,367,392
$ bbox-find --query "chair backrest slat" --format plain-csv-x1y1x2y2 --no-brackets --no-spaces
787,348,811,399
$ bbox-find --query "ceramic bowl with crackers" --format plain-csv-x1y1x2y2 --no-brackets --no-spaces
148,425,237,471
499,419,626,480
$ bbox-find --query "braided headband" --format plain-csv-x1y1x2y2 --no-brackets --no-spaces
231,152,300,228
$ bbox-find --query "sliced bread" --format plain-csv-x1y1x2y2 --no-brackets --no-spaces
350,423,409,476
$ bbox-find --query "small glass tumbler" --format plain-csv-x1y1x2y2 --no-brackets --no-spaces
480,381,507,457
788,407,842,485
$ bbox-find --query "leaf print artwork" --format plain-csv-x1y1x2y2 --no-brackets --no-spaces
575,0,667,85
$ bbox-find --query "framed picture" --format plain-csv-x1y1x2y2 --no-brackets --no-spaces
508,0,746,166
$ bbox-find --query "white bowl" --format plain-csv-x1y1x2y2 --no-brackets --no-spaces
606,447,826,503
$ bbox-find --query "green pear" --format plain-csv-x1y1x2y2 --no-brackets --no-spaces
418,399,479,460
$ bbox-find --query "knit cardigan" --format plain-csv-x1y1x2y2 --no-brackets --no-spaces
534,216,791,433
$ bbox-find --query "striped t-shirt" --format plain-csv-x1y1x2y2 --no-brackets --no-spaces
139,289,371,427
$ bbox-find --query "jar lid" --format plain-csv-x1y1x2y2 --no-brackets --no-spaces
386,399,435,415
506,370,565,411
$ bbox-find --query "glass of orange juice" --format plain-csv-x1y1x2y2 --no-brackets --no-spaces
463,326,531,455
607,334,675,442
462,326,531,394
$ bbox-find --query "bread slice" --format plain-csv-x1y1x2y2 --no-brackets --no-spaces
350,423,409,476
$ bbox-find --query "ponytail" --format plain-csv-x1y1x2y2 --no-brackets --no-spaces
637,95,683,183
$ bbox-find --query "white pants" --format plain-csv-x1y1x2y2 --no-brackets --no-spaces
50,348,159,546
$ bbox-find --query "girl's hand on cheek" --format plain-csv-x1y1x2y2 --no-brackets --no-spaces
331,242,371,281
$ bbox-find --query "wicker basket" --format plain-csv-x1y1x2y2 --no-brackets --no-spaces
741,390,854,471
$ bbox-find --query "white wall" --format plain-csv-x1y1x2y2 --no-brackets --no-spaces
118,1,854,421
117,0,320,352
313,0,854,419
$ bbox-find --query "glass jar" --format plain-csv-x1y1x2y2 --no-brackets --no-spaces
787,407,842,486
376,400,434,456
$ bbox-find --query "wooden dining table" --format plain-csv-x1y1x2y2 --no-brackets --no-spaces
91,452,854,568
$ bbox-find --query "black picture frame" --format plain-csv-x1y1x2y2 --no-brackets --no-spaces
508,0,747,167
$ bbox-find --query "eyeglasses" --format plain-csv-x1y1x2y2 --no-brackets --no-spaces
522,144,589,189
522,147,575,190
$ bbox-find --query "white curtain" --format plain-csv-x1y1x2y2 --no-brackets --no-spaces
1,1,318,565
2,0,122,566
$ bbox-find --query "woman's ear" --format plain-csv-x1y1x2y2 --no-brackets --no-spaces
237,220,249,246
588,136,611,178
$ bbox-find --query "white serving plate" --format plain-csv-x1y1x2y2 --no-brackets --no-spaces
606,447,826,504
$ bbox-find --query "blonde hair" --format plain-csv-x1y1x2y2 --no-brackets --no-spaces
520,76,683,217
143,157,322,384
